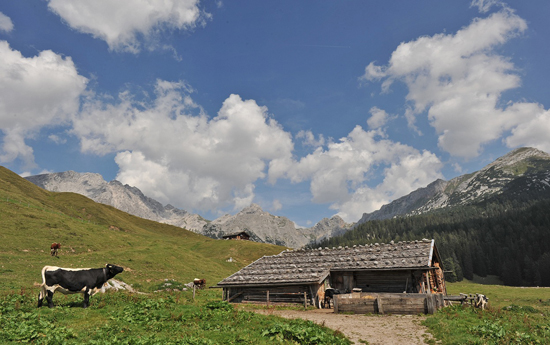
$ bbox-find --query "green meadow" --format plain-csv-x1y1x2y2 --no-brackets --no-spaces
423,278,550,344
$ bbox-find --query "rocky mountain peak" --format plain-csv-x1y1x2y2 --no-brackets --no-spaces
25,171,206,232
482,147,550,172
240,203,264,214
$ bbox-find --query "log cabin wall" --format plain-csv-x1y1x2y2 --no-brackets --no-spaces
331,270,427,293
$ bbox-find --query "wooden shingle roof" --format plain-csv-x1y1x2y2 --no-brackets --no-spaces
217,239,436,287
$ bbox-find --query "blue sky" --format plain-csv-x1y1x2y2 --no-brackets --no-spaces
1,0,549,226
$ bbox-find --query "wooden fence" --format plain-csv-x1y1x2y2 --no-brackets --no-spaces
223,285,314,307
334,292,446,315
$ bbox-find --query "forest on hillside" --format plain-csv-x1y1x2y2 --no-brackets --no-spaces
313,197,550,287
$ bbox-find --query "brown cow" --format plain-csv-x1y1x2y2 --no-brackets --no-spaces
50,243,61,257
193,278,206,289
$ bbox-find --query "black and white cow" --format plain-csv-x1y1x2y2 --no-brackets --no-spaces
37,264,123,308
323,288,344,308
474,293,489,310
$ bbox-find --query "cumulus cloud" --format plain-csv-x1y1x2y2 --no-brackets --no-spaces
335,149,443,221
272,126,443,221
47,0,208,53
72,82,293,212
0,41,87,168
362,9,550,158
0,12,14,32
367,107,392,129
505,107,550,152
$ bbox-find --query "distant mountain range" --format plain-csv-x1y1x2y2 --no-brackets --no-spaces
25,171,350,248
25,147,550,248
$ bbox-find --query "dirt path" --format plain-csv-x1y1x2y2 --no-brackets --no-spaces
253,308,434,345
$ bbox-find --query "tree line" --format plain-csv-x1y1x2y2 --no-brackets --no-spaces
313,197,550,287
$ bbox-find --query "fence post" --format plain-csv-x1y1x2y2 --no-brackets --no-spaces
376,296,384,314
267,290,270,307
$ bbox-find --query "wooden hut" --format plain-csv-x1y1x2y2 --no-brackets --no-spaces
222,231,250,241
216,239,446,311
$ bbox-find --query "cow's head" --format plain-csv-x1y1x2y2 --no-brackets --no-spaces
105,264,124,277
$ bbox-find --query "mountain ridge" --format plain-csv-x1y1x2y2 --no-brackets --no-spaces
25,172,351,248
358,147,550,224
24,147,550,248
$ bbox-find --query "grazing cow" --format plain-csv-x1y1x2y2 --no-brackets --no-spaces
37,264,123,308
50,243,61,257
474,294,489,310
193,278,206,289
323,288,343,308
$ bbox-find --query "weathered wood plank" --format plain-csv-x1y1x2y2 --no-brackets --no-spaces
426,294,435,314
376,297,384,314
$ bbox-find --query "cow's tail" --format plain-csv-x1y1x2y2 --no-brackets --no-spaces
37,266,50,307
37,284,46,307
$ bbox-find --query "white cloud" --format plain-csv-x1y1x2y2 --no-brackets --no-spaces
48,134,67,144
72,82,294,212
362,9,546,158
363,62,386,81
273,126,443,222
47,0,208,53
0,12,14,32
296,130,325,148
0,41,87,168
271,199,282,212
335,150,443,221
470,0,503,13
367,107,391,129
505,107,550,153
404,106,422,135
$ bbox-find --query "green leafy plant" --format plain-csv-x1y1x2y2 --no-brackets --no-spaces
262,319,351,345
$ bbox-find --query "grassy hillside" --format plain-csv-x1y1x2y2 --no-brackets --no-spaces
0,166,284,291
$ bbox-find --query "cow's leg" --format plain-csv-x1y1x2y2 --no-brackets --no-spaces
46,290,54,308
83,289,90,308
